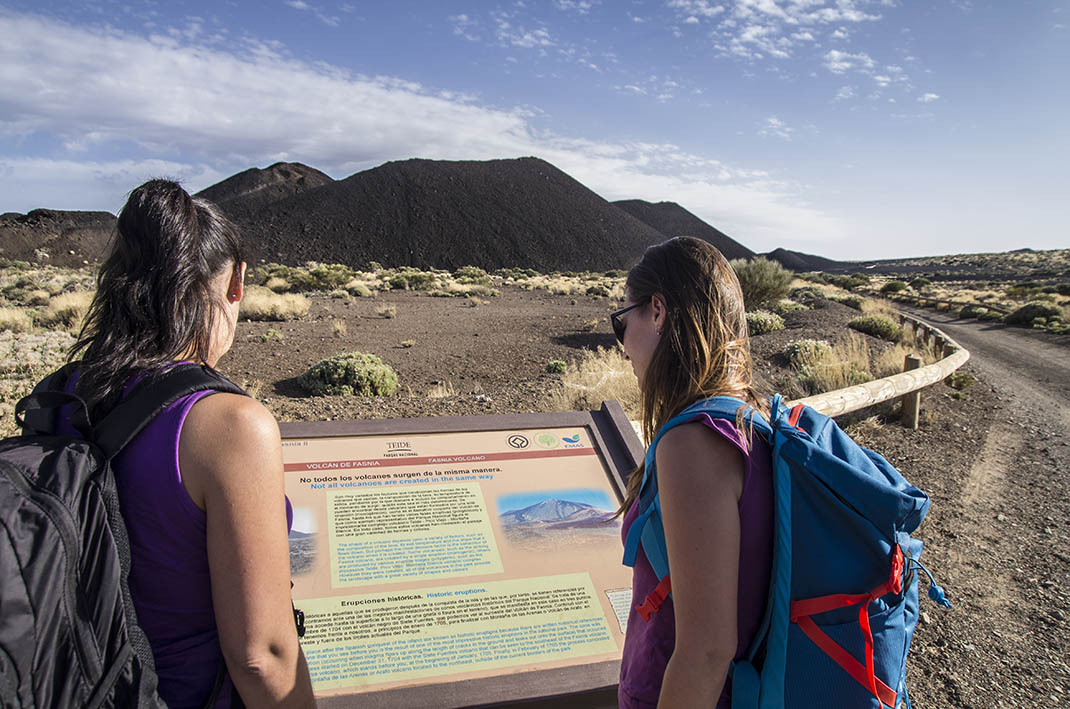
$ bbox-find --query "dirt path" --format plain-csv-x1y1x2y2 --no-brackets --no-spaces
881,307,1070,707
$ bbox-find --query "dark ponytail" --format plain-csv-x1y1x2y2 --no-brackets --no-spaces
70,179,242,419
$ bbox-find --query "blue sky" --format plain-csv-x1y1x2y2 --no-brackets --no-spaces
1,1,1066,259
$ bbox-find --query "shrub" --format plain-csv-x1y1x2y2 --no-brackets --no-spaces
345,281,374,297
259,328,283,343
386,268,438,291
299,352,398,396
1057,283,1070,296
746,310,785,335
792,334,874,396
400,339,416,348
580,319,600,332
586,284,610,297
0,307,33,333
453,266,492,286
546,360,567,374
772,299,809,315
37,291,94,329
264,276,290,293
376,304,397,319
908,277,931,289
880,281,909,294
290,262,355,291
829,294,865,311
331,319,347,337
784,339,832,369
26,289,50,306
789,286,824,303
730,258,793,310
978,310,1004,322
948,371,975,391
329,289,349,299
958,304,986,319
1005,301,1063,325
848,315,901,341
240,287,310,321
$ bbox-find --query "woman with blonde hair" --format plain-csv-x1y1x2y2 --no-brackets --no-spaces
614,236,773,708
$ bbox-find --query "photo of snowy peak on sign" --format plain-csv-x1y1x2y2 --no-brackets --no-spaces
496,489,619,550
289,507,319,576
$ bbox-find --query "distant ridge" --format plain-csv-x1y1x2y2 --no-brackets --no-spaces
613,199,755,261
206,157,668,271
0,209,116,267
761,247,854,273
196,162,333,221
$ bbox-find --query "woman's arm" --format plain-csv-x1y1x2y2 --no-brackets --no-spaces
654,422,745,708
180,393,316,707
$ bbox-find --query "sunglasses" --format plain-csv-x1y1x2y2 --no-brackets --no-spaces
610,302,645,345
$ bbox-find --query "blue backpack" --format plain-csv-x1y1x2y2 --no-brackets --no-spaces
622,395,951,709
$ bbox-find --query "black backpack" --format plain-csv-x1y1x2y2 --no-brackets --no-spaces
0,363,245,708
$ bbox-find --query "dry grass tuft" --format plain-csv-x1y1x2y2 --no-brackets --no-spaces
36,291,94,330
377,304,398,319
427,381,457,398
543,346,639,418
331,319,347,337
0,307,33,333
240,286,310,321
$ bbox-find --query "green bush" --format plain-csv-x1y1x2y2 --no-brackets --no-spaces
746,310,785,335
848,315,901,341
880,281,909,294
1056,283,1070,296
958,304,986,319
789,286,824,302
948,371,975,391
827,274,869,291
290,262,355,291
978,310,1004,322
772,299,809,315
386,268,439,291
1005,301,1063,325
299,352,398,396
585,284,610,297
454,266,493,286
830,294,865,311
909,277,931,289
545,360,567,374
730,257,794,310
784,339,831,369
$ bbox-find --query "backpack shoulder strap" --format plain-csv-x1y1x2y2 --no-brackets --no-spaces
92,363,247,460
14,362,91,437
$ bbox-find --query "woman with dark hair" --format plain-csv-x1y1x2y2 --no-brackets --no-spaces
614,236,773,708
66,179,315,707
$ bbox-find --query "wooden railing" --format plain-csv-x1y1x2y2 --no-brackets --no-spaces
787,313,970,422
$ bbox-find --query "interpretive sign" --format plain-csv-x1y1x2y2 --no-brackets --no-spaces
279,402,643,708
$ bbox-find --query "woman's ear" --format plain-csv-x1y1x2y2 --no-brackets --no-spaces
650,293,668,334
228,261,246,303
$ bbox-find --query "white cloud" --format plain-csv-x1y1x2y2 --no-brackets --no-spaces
833,85,855,101
449,14,481,41
667,0,726,20
495,15,554,48
830,27,848,39
918,92,940,102
0,11,847,248
823,49,875,74
758,116,794,141
554,0,597,14
685,16,700,24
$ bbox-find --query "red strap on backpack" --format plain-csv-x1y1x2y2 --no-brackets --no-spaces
789,545,905,708
636,574,672,622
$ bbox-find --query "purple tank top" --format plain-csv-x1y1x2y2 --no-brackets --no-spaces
60,371,292,708
618,414,773,709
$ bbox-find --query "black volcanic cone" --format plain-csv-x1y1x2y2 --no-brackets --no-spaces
613,199,755,261
220,157,668,271
196,162,333,221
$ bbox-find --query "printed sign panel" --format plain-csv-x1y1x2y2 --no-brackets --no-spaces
281,411,639,706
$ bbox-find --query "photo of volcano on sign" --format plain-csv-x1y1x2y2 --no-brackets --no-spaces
288,507,319,576
496,491,619,551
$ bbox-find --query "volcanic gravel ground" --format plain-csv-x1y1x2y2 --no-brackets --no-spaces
216,287,1068,707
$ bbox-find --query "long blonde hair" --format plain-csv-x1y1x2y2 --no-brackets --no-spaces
617,236,767,516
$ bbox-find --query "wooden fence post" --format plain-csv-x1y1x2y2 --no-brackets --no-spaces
901,354,923,430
